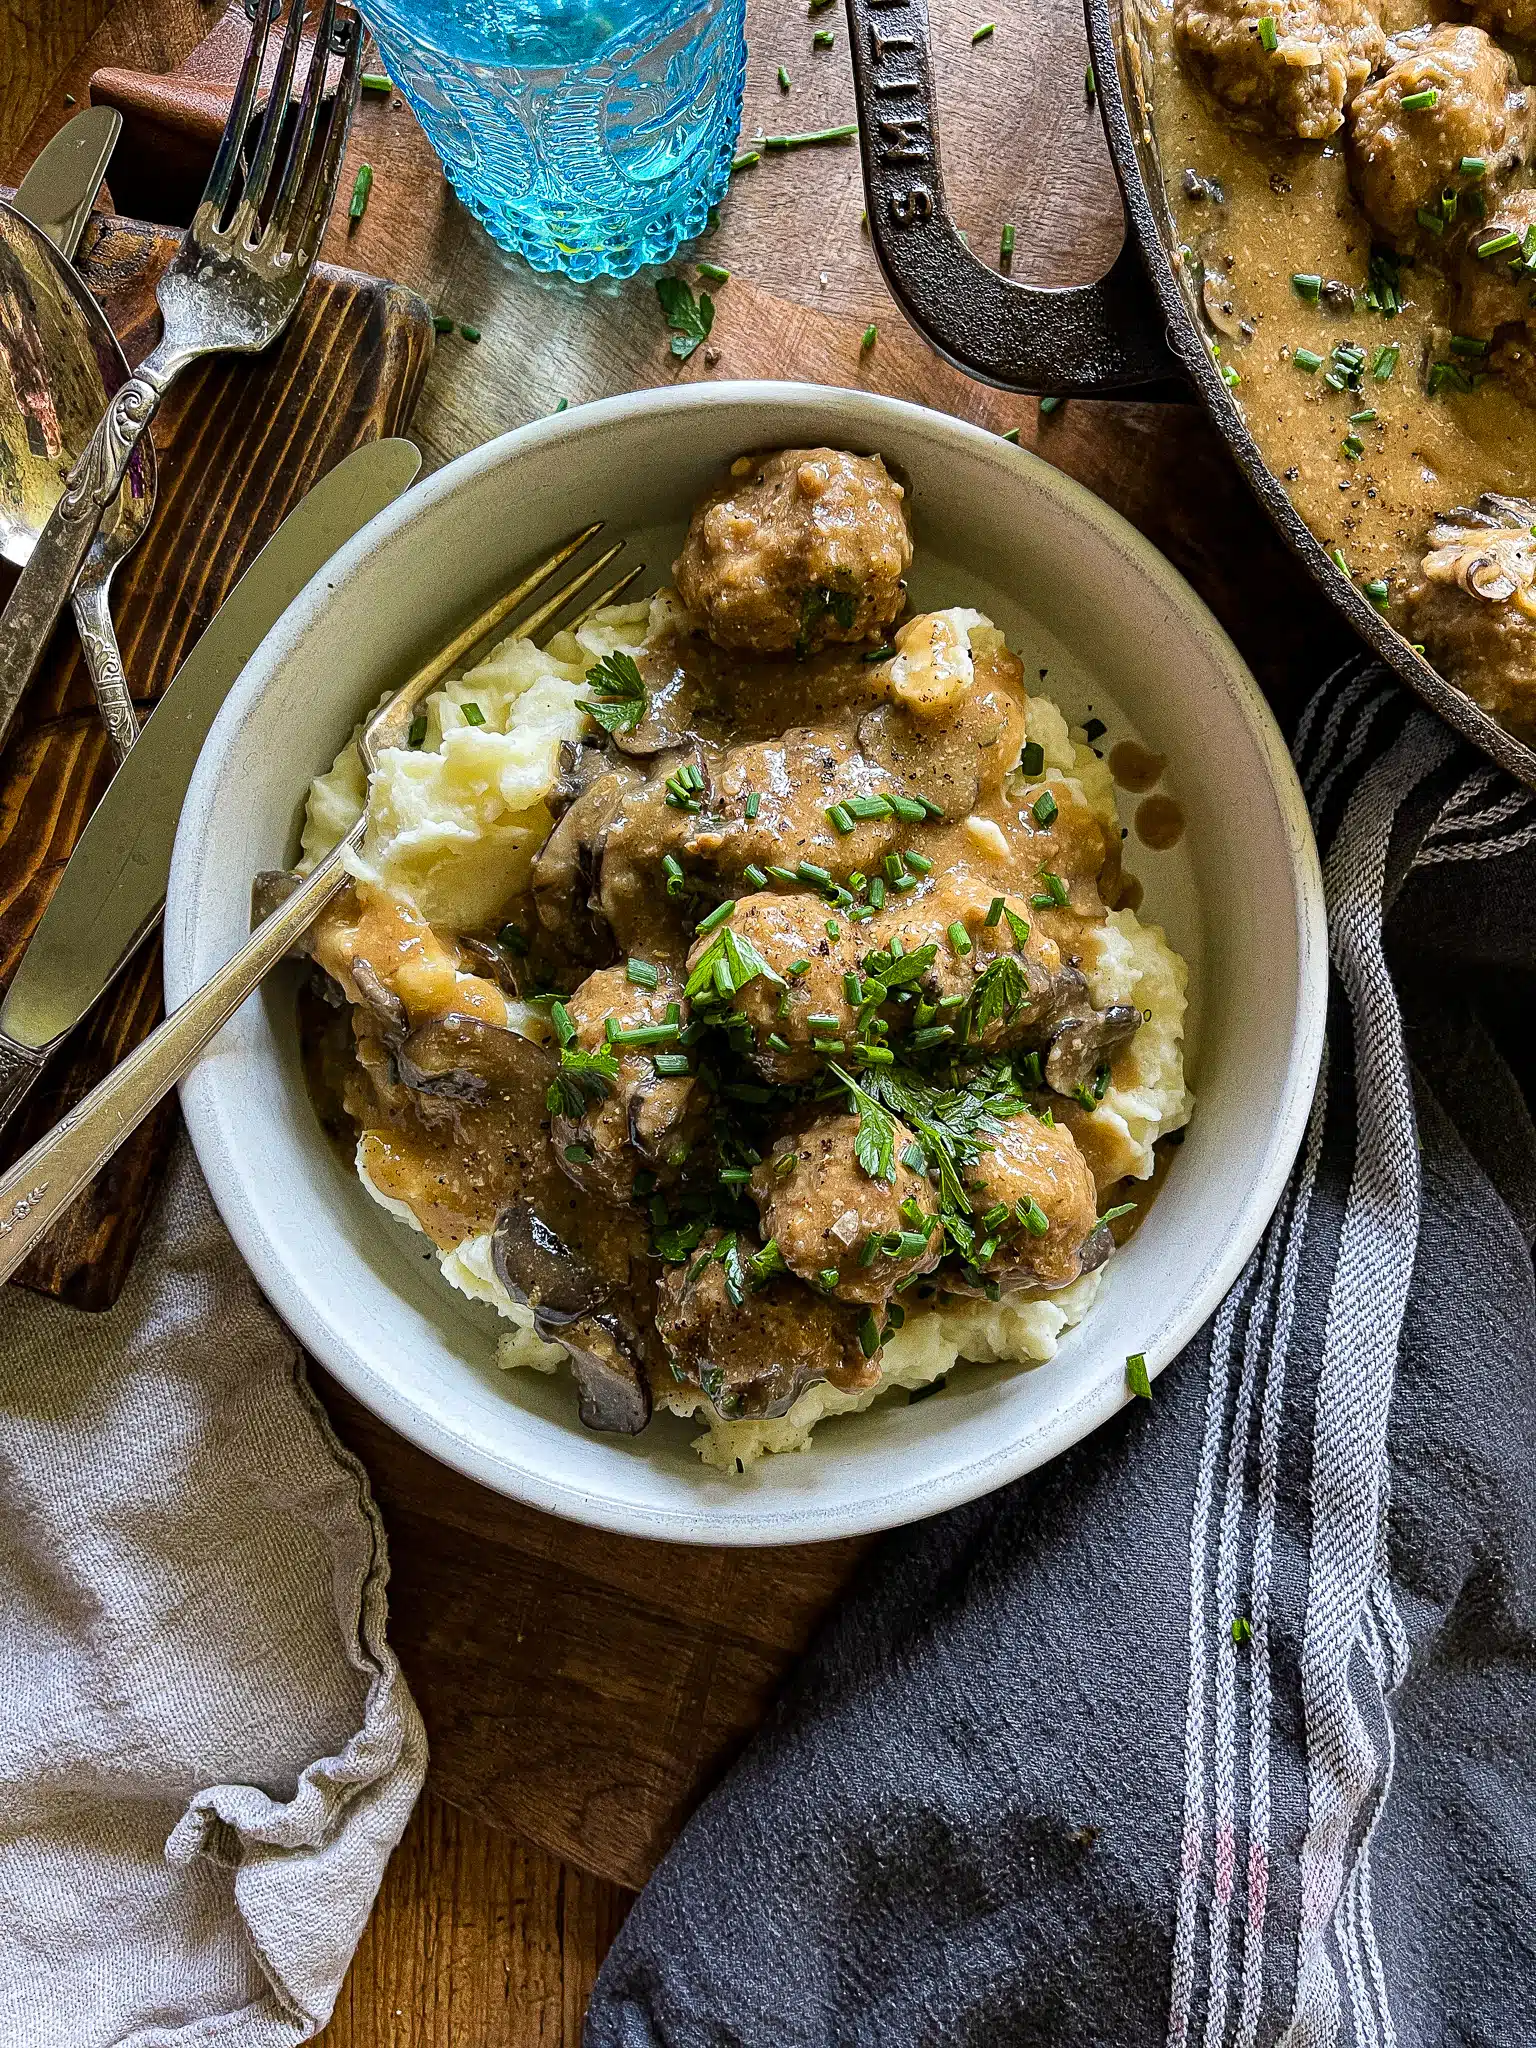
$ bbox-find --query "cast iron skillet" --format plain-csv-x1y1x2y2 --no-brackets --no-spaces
843,0,1536,789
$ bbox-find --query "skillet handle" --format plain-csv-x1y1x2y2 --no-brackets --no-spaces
844,0,1182,396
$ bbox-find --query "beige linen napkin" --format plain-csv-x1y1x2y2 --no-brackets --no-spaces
0,1136,426,2046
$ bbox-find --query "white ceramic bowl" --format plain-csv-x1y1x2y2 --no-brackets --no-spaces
167,383,1326,1546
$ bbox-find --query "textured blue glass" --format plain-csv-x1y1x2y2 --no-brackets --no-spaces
361,0,747,280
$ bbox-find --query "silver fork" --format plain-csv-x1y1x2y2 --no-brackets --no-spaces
0,0,363,752
0,530,645,1286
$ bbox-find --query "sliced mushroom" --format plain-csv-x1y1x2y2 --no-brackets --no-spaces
1201,271,1244,341
1043,1004,1143,1096
350,957,408,1043
491,1201,652,1433
395,1013,551,1104
549,738,613,820
1422,494,1536,615
530,761,643,960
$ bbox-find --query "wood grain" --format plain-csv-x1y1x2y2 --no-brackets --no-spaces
316,1792,631,2048
0,213,434,1306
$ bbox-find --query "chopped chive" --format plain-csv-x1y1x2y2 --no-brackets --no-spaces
1349,408,1377,423
814,26,834,45
1037,397,1063,416
916,796,943,820
1371,343,1400,380
826,801,856,834
869,877,886,909
766,864,798,886
761,124,858,149
349,163,373,222
905,850,934,873
407,712,428,747
653,1052,690,1076
460,701,486,726
626,957,660,990
1032,789,1058,826
697,261,731,282
857,1235,882,1268
972,21,996,40
846,795,893,820
824,919,840,938
732,150,761,171
1293,347,1324,372
1400,87,1438,110
1363,578,1390,610
1126,1352,1152,1399
910,1025,953,1051
883,793,924,822
662,853,685,896
458,322,482,343
1331,547,1350,575
432,314,454,335
1291,272,1321,303
1257,13,1277,47
744,790,761,820
796,860,833,887
863,644,894,663
1461,156,1487,176
884,852,907,883
743,863,768,889
858,1311,882,1355
1477,230,1519,257
1085,58,1096,98
1341,434,1364,458
1415,207,1445,237
1002,425,1023,442
552,397,569,413
767,1032,792,1054
695,898,736,933
362,71,393,91
984,896,1005,926
1038,870,1070,907
861,323,878,351
946,921,973,956
1000,223,1016,262
778,63,792,89
1450,334,1489,356
611,1022,681,1047
788,958,811,976
551,1001,575,1047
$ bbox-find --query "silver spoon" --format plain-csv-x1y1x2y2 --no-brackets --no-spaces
0,201,153,760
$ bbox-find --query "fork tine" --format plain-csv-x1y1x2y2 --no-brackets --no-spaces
515,542,627,641
567,565,647,633
279,5,362,265
233,0,310,237
204,0,281,218
269,0,339,239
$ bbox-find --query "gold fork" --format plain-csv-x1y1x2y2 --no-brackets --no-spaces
0,527,643,1284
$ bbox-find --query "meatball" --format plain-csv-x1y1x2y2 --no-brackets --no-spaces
1455,187,1536,401
1174,0,1383,141
674,448,913,656
751,1114,941,1307
1404,494,1536,741
550,965,703,1201
654,1232,877,1417
1348,27,1531,249
963,1111,1105,1291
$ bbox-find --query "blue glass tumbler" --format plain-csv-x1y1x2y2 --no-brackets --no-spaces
360,0,747,280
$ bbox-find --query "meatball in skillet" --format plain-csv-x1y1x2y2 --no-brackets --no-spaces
1173,0,1383,141
1348,26,1531,249
674,448,912,656
1454,187,1536,403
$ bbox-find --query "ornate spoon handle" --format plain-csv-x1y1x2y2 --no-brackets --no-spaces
0,363,166,753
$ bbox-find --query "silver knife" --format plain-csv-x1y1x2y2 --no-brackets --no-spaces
12,106,122,258
0,436,421,1131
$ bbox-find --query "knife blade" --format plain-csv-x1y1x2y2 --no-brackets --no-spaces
0,437,421,1064
12,106,122,259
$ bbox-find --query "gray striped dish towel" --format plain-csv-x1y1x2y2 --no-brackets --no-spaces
585,664,1536,2048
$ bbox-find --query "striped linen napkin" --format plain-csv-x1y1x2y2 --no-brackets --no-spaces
586,665,1536,2048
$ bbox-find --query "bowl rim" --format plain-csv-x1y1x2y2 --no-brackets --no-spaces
168,380,1328,1545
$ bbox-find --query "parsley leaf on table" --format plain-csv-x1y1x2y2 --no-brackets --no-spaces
656,277,715,360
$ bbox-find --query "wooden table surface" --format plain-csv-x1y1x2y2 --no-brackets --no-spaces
6,2,1345,2040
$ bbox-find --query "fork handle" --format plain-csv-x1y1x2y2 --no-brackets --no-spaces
0,833,356,1288
0,357,170,756
72,577,140,762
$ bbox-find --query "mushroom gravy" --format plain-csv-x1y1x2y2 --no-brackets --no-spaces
1149,0,1536,737
288,450,1192,1453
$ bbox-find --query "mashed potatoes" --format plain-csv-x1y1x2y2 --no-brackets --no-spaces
306,603,1192,1467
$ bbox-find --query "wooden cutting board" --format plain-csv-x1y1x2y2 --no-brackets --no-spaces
0,209,433,1308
